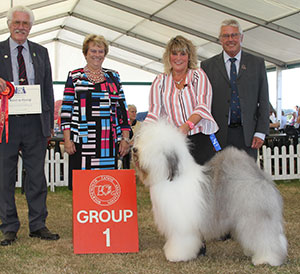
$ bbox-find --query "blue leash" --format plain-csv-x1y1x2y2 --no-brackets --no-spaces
209,134,221,151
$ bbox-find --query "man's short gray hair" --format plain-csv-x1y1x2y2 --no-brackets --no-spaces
7,6,35,26
219,19,243,37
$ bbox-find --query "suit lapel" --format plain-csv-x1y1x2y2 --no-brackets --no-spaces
28,41,38,84
0,39,13,82
215,53,230,83
237,51,247,80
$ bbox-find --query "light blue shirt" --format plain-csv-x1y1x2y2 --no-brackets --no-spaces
9,38,35,85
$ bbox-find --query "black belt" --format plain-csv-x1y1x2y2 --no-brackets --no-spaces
228,123,242,128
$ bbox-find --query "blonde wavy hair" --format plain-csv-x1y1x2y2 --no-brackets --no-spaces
82,34,109,56
163,35,198,74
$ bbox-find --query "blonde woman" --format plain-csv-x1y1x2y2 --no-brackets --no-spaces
145,35,218,164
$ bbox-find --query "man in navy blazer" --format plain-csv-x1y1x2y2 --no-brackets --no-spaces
201,19,269,160
0,6,59,246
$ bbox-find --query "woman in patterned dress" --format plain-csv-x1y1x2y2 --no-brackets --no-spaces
61,34,130,189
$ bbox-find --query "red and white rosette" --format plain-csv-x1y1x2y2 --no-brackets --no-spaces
0,81,15,143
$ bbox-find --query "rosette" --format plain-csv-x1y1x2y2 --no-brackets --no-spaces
0,81,15,143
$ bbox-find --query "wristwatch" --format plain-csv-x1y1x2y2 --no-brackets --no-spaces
186,120,195,130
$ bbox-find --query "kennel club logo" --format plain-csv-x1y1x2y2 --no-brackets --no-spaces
89,175,121,206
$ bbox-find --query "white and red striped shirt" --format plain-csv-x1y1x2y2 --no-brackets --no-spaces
145,68,219,135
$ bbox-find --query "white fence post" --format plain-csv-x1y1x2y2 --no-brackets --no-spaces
16,154,23,188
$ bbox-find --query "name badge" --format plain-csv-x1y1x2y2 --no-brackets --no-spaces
9,85,42,115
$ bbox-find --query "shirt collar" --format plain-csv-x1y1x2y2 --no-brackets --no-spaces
9,37,29,51
223,50,242,64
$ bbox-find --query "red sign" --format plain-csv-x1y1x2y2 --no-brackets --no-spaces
73,169,139,254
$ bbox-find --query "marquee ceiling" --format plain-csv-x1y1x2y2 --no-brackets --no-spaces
1,0,300,81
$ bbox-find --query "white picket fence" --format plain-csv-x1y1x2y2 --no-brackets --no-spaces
15,144,300,192
16,150,69,192
258,144,300,180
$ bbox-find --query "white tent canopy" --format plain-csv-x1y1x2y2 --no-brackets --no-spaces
1,0,300,111
2,0,300,80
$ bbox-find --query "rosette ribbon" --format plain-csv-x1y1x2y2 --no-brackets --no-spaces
0,81,15,143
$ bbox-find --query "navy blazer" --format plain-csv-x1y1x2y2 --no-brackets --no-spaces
201,51,269,147
0,38,54,137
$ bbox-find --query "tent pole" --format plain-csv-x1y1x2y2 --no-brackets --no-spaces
276,66,283,122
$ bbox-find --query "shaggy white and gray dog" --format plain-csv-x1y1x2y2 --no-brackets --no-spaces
133,120,287,266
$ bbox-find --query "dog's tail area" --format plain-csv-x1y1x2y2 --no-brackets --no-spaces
237,216,288,266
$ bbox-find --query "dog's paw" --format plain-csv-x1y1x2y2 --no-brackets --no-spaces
164,238,200,262
252,255,284,266
165,251,197,262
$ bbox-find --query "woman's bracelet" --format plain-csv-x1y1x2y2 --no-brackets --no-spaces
186,120,195,130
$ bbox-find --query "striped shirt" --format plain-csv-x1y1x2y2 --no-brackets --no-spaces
145,68,219,135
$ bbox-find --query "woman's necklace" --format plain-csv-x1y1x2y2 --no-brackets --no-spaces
174,78,184,85
173,73,187,88
84,65,105,83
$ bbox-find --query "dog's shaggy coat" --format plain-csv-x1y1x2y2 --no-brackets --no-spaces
133,120,287,266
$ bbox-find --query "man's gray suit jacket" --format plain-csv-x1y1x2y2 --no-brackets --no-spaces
201,51,270,148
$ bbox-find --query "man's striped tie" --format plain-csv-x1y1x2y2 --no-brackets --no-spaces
17,45,28,85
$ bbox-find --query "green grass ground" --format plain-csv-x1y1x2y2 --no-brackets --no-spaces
0,180,299,274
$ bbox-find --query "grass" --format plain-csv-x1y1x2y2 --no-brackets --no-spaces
0,179,299,274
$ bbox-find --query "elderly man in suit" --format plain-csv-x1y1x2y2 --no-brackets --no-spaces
201,19,269,160
0,6,59,246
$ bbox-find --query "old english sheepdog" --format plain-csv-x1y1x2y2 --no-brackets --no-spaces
133,120,287,266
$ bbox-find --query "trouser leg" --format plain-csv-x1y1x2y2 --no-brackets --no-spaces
227,126,257,160
20,115,48,232
0,123,21,233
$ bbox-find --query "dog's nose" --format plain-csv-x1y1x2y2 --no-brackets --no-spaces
133,147,138,153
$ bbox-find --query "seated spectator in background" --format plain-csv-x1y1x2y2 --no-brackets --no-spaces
279,111,287,130
269,120,280,133
122,104,142,169
288,111,297,126
294,107,300,129
269,113,279,134
128,104,142,140
295,105,299,118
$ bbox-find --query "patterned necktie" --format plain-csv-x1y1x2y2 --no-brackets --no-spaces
17,45,28,85
229,57,241,124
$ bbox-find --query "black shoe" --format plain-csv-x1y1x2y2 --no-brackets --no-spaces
198,242,206,256
220,233,231,241
1,231,17,246
29,227,60,240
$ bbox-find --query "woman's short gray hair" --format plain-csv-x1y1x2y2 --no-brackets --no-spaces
7,6,35,26
128,104,137,111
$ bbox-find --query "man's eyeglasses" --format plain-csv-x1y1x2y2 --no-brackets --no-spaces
11,20,31,28
220,33,241,40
